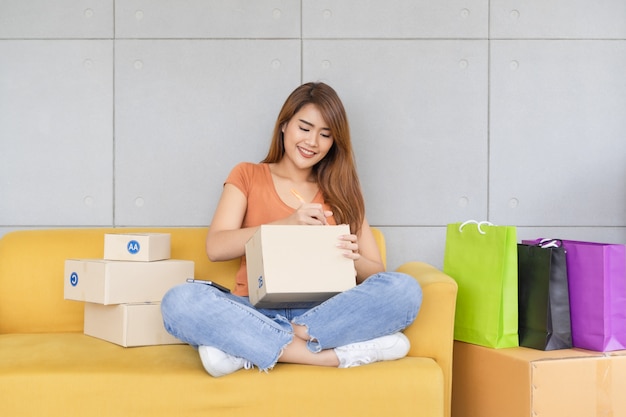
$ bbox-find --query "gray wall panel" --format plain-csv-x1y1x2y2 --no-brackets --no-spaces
0,40,113,225
115,0,300,39
490,40,626,226
0,0,113,39
381,226,447,271
304,40,489,226
303,0,488,39
492,0,626,39
115,40,301,226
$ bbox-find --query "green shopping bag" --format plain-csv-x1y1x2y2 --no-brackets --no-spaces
443,220,519,348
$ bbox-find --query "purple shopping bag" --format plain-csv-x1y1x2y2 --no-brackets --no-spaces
524,239,626,352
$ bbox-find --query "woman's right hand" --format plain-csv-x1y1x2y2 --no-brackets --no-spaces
289,203,333,225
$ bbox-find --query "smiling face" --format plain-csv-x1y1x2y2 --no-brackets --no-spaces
280,103,335,171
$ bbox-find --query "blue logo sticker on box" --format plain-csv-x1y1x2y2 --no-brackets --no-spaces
70,272,79,287
127,240,140,254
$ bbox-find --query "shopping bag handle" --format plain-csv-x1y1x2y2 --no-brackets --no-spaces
538,238,563,248
459,220,494,235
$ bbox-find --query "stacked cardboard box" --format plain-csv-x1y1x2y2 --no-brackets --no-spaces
452,341,626,417
64,233,194,347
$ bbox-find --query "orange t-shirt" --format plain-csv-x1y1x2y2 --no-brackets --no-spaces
225,162,336,296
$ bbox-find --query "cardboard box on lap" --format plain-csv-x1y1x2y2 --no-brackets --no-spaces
64,259,194,305
452,341,626,417
104,233,170,262
245,225,356,308
84,302,183,347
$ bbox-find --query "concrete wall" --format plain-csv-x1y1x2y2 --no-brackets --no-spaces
1,0,624,270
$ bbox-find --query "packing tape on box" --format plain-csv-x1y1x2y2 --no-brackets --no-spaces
596,356,612,417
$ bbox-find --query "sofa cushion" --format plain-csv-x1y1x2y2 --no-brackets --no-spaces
0,333,443,417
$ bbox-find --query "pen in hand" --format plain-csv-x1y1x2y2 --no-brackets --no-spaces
290,188,306,204
291,188,330,225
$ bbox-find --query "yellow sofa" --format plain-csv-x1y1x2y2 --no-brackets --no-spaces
0,228,457,417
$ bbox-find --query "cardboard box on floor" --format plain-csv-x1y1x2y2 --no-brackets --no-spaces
64,259,194,305
245,225,355,308
104,233,171,262
452,341,626,417
84,302,183,347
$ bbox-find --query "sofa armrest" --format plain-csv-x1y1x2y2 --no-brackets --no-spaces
395,261,457,417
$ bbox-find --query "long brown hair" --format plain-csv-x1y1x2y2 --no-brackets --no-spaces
262,82,365,235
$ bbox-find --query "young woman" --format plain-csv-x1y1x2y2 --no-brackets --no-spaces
161,82,422,377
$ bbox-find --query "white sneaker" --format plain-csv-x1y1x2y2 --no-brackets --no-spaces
198,345,253,377
334,332,410,368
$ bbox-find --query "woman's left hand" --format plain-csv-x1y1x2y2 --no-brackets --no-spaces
337,234,361,262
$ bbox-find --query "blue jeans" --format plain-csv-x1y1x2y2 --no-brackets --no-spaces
161,272,422,371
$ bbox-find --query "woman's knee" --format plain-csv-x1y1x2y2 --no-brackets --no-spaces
160,283,203,328
375,271,421,299
161,284,188,313
373,272,422,319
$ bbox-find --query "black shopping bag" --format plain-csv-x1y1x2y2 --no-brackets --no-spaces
517,240,572,350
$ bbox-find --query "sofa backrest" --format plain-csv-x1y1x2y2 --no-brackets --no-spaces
0,227,385,334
